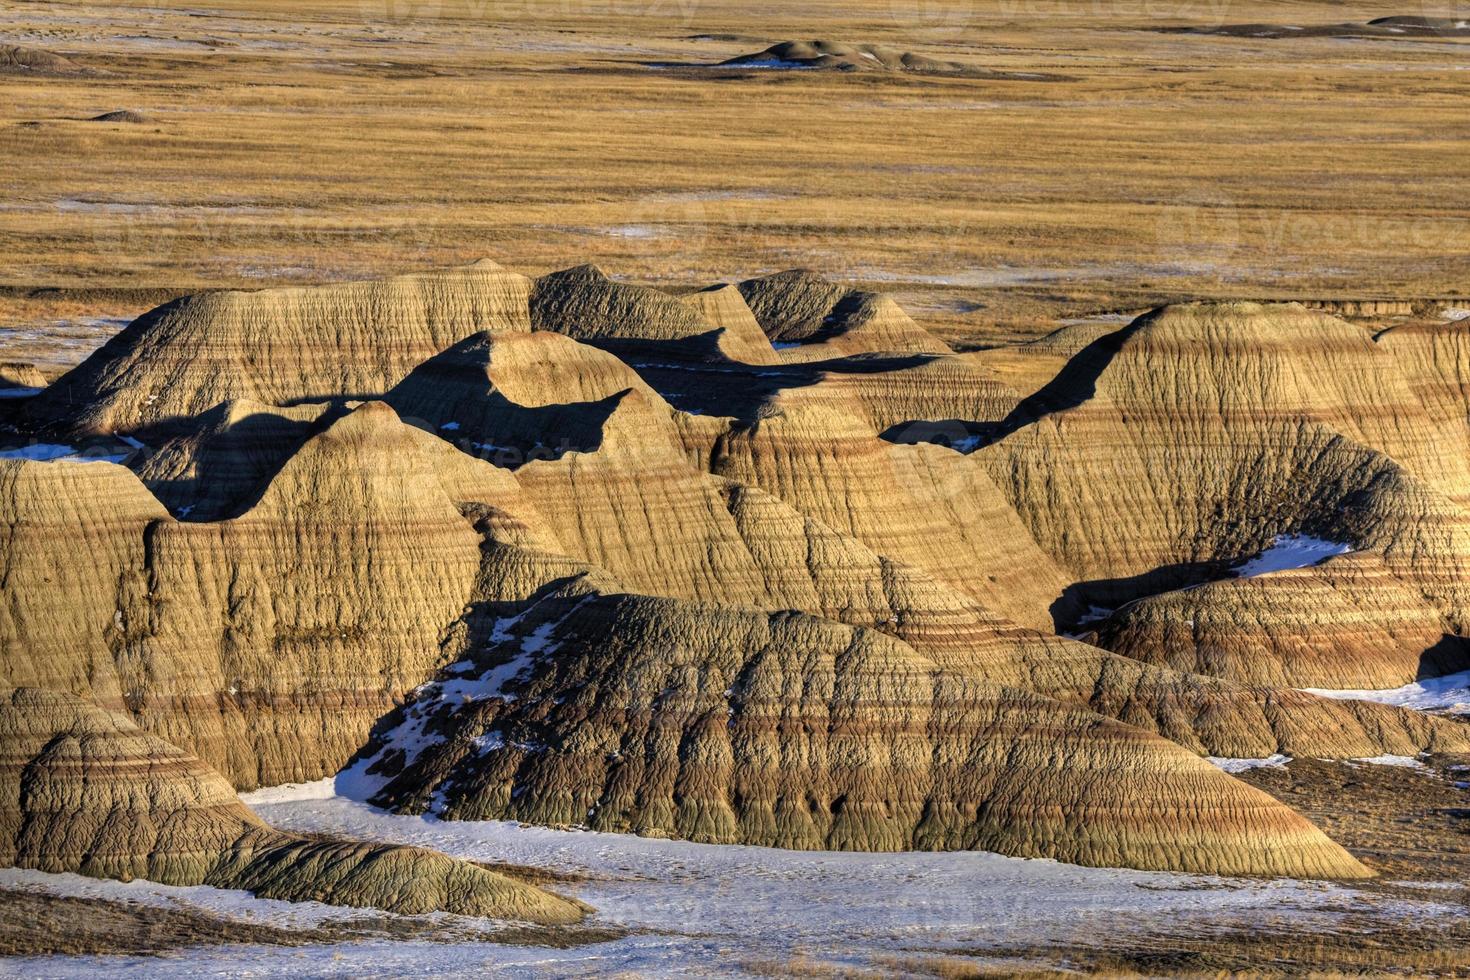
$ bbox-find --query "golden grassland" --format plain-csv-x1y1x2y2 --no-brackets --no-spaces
1,0,1468,355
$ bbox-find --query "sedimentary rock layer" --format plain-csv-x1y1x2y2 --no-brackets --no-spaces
1095,552,1470,689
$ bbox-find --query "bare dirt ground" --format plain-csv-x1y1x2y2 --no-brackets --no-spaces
2,0,1468,356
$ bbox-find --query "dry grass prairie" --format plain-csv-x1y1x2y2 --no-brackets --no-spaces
2,0,1468,357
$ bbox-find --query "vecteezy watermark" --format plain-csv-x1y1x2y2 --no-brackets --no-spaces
78,199,438,276
1154,191,1468,264
887,0,977,37
359,0,443,24
1152,190,1241,264
615,193,713,259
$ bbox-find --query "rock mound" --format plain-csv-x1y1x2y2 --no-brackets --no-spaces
530,265,780,364
0,362,46,391
1095,551,1470,690
13,264,1470,887
1188,16,1470,39
0,406,533,789
359,587,1370,878
721,41,972,74
385,330,668,464
978,302,1470,619
738,269,950,357
0,688,581,922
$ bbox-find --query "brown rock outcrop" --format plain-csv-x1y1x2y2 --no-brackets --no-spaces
12,266,1470,886
0,362,46,391
0,405,532,789
978,302,1470,619
0,46,86,75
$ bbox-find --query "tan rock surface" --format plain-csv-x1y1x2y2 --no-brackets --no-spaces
0,362,46,390
738,269,951,359
978,302,1470,621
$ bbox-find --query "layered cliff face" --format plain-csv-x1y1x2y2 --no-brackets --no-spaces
357,583,1369,879
0,404,532,789
133,399,333,520
8,265,1470,889
0,688,582,923
531,265,782,366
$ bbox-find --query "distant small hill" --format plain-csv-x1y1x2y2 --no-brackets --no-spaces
714,40,1068,80
1174,16,1470,40
88,109,146,123
0,45,86,75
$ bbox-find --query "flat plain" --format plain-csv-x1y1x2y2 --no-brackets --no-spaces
3,0,1469,362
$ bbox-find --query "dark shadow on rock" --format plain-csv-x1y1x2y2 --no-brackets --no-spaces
1051,557,1234,634
383,334,624,467
121,403,349,521
595,333,940,419
1416,634,1470,683
975,315,1148,448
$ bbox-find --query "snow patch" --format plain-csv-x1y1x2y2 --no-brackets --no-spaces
1302,668,1470,715
1207,754,1291,774
0,443,81,461
179,792,1463,977
1234,535,1352,578
0,867,393,930
0,442,138,464
333,600,581,803
13,789,1464,976
728,58,817,70
239,777,341,806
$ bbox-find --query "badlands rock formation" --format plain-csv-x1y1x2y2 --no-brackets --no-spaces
5,262,1470,895
0,45,86,75
738,269,952,358
977,303,1470,618
1096,551,1470,689
362,582,1368,878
